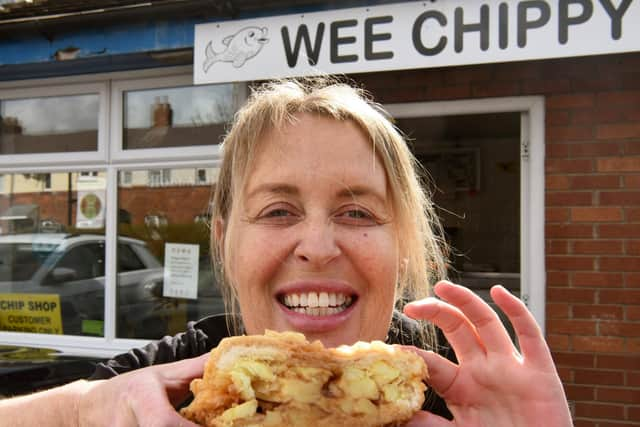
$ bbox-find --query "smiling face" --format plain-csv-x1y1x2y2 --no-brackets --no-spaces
223,113,399,347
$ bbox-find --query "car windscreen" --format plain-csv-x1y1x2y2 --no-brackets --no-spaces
0,243,58,281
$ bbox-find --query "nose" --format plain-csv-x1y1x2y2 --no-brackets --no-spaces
293,217,341,267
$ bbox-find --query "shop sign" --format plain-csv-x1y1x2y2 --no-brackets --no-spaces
194,0,639,84
0,293,63,334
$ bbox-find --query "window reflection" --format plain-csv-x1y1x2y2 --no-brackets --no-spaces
0,94,99,154
0,171,106,337
117,167,222,339
123,84,238,149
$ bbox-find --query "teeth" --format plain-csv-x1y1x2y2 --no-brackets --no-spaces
282,291,354,315
308,292,319,308
318,292,329,307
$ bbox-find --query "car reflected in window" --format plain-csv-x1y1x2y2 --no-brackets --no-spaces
0,233,162,337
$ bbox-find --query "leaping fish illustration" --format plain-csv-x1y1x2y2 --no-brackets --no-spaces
203,26,269,72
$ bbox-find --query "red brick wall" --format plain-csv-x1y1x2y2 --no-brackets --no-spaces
355,52,640,426
118,186,212,226
2,186,211,229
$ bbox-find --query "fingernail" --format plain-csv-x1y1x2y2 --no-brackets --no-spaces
405,296,439,307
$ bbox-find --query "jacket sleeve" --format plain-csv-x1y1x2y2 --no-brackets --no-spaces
89,315,230,380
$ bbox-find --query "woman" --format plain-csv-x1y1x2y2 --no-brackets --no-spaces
0,78,571,427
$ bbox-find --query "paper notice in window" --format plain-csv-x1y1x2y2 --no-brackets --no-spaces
163,243,199,300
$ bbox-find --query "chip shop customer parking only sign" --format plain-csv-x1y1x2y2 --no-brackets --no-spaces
194,0,639,84
0,294,63,335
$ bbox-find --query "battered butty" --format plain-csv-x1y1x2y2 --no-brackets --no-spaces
180,331,428,427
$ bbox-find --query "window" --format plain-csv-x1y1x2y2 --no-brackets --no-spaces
117,166,221,339
117,243,146,272
386,97,546,330
162,169,171,186
120,81,240,150
196,168,207,185
0,94,99,155
148,170,161,187
43,173,52,190
0,170,107,338
0,70,242,355
52,243,105,282
120,171,132,185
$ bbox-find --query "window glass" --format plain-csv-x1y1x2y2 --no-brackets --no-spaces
397,113,521,336
123,84,237,149
116,166,221,339
0,94,99,154
0,171,106,337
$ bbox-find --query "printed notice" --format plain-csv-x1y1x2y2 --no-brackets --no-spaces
0,293,64,334
163,243,199,300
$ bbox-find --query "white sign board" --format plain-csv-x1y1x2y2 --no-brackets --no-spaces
163,243,200,300
76,176,106,229
194,0,639,84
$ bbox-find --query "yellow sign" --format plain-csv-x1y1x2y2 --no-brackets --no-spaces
0,293,64,335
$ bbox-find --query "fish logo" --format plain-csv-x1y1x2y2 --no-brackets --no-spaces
203,26,269,72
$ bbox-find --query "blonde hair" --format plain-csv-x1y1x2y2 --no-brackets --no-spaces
211,77,447,348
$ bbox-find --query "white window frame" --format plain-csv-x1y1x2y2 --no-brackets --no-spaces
385,96,546,332
0,67,235,357
110,74,245,163
0,82,109,166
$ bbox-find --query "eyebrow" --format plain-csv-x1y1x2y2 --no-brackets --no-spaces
246,182,388,206
245,183,300,200
336,185,388,206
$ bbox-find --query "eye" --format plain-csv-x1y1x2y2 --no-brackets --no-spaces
335,207,378,226
254,204,300,225
249,31,255,37
264,208,291,218
345,209,369,219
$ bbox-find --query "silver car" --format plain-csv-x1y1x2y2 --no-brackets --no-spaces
0,233,163,337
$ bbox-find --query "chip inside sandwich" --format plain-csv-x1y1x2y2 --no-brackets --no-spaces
180,331,428,427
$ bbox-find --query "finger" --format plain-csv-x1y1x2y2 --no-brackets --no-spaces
161,353,210,382
158,353,210,405
405,410,453,427
434,281,515,355
128,376,202,427
490,285,555,369
406,348,460,399
404,297,484,361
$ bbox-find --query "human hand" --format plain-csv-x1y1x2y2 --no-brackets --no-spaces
403,281,572,427
78,353,208,427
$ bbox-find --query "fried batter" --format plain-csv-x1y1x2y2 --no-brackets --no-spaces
180,331,428,427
